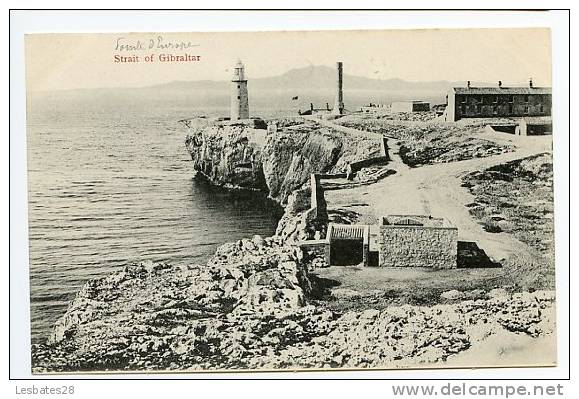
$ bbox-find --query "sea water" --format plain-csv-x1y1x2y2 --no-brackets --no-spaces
26,91,282,343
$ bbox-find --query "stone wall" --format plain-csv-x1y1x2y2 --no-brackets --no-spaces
379,226,458,269
298,239,330,265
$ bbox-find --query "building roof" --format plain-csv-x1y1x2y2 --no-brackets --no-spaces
382,215,454,228
452,87,552,95
392,100,430,104
520,116,553,125
329,224,366,240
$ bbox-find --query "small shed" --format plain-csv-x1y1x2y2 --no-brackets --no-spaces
516,116,552,136
391,100,431,113
327,223,370,266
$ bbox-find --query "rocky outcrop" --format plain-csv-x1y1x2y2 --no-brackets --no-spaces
335,116,514,167
185,119,381,203
32,244,556,372
33,227,321,372
32,201,556,372
185,123,268,191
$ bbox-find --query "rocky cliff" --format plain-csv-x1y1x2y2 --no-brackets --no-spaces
185,118,381,203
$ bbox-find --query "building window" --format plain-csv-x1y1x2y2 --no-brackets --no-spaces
237,96,240,100
461,104,466,114
493,106,498,115
508,104,513,114
508,95,514,103
524,106,529,114
524,95,530,103
237,85,240,89
540,104,545,113
493,95,498,103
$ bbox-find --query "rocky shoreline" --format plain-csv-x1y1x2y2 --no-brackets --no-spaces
31,119,556,373
31,207,556,372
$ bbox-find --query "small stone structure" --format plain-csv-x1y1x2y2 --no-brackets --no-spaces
379,215,458,269
391,100,430,113
326,223,370,266
299,212,458,269
484,115,553,136
516,116,552,136
299,102,332,116
359,103,388,114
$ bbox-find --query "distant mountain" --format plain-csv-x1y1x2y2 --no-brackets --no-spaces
148,65,487,94
32,66,502,114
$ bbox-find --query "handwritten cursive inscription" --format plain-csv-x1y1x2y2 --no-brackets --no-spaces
115,35,200,52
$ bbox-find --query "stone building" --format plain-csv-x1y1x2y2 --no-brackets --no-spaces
444,80,552,122
359,103,388,114
231,60,249,120
516,116,553,136
378,215,458,269
299,102,332,116
391,100,430,113
302,214,458,269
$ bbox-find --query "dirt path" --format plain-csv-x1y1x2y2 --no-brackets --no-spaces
322,118,552,262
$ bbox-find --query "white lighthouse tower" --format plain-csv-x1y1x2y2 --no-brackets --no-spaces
231,60,249,120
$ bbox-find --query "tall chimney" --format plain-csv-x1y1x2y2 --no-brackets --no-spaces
332,62,344,115
529,77,534,88
498,80,503,88
467,80,471,89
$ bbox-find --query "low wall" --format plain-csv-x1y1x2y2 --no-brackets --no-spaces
310,174,318,210
348,156,390,175
379,225,458,269
298,239,329,263
310,174,328,222
302,207,318,227
316,173,348,179
295,174,331,267
346,137,390,177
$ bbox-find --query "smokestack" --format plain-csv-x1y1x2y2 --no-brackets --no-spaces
467,80,471,89
498,80,503,88
332,62,344,115
529,77,534,88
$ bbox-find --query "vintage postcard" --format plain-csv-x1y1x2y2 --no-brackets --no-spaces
26,28,556,373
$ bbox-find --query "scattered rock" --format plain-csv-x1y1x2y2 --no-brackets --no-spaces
489,288,509,299
440,290,464,301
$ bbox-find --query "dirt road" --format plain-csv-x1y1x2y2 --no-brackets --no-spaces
322,119,552,262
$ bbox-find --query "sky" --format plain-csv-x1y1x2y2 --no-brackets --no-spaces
25,28,552,92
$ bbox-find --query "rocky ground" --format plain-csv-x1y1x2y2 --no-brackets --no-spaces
31,201,557,373
31,212,556,372
335,115,514,167
364,111,439,122
462,152,554,257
